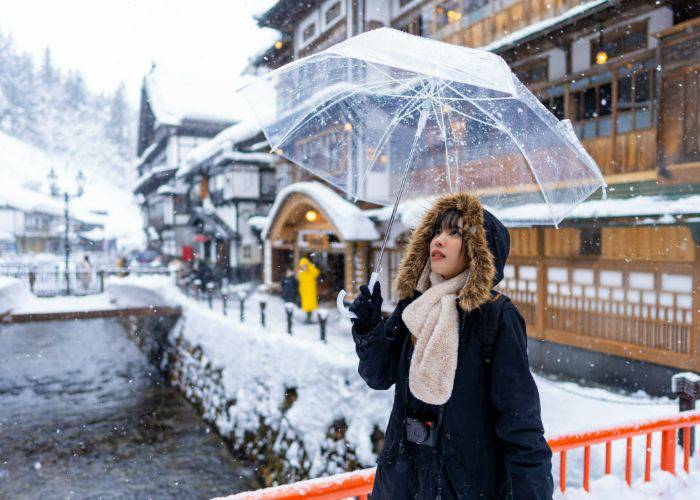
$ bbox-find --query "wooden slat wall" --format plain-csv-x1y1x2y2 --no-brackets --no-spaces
544,228,580,258
509,228,538,257
602,226,696,262
581,130,656,176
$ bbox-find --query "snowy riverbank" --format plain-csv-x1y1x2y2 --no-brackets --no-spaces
105,275,698,495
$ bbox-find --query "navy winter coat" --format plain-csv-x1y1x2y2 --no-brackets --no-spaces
352,193,553,499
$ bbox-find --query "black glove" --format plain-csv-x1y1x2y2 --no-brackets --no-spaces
349,281,383,332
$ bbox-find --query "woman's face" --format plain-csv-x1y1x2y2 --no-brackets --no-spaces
429,221,468,280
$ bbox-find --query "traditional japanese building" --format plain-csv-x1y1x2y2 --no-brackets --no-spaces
178,120,280,282
254,0,699,394
133,66,250,260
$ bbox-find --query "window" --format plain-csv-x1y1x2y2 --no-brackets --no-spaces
242,245,252,259
515,59,549,84
465,0,488,14
302,23,316,43
590,22,647,66
569,73,615,139
324,2,341,25
580,228,601,256
540,93,565,120
616,60,657,133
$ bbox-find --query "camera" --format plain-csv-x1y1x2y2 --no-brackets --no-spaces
405,417,438,447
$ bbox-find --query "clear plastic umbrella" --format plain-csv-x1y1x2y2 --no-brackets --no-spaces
239,28,607,315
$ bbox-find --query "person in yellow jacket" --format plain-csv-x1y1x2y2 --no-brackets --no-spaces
297,256,320,323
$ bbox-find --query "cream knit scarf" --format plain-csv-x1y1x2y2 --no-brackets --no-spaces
401,265,469,405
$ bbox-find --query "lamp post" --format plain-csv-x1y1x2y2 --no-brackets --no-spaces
48,167,85,295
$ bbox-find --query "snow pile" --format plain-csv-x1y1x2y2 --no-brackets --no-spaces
262,182,380,241
108,275,392,474
555,468,700,499
0,277,32,314
105,275,695,493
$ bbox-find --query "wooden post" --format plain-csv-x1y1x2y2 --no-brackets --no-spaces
611,66,619,174
692,247,700,371
536,227,547,339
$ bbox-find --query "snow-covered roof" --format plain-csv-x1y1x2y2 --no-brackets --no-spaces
179,120,265,178
366,193,700,229
482,0,609,53
248,215,268,232
144,67,255,127
133,165,178,194
217,151,277,165
156,184,188,196
262,182,380,241
0,183,104,226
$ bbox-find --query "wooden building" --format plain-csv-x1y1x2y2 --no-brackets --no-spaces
255,0,700,394
133,66,249,260
178,122,280,281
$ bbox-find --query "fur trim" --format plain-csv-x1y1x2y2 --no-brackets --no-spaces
395,192,496,312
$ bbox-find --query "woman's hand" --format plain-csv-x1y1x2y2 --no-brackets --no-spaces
349,281,383,332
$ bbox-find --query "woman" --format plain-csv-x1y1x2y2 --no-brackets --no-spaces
350,192,553,499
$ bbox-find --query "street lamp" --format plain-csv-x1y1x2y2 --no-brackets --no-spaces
48,167,86,295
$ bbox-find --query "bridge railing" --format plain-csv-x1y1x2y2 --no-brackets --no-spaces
226,409,700,499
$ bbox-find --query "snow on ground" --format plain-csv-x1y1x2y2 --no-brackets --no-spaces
7,293,116,314
0,277,32,313
104,275,700,498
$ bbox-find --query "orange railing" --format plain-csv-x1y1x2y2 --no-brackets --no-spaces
229,410,700,499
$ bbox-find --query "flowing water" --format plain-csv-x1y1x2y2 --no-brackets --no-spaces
0,318,255,499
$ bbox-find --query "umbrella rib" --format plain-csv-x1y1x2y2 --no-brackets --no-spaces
356,88,429,198
273,76,420,151
464,96,559,226
430,89,454,192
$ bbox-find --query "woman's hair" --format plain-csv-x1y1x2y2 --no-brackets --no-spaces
430,208,466,254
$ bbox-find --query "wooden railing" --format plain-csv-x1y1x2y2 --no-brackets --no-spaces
496,256,698,371
225,410,700,499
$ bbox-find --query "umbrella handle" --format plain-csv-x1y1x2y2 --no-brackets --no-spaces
336,272,379,319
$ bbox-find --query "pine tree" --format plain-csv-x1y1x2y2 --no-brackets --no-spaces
106,81,130,153
39,47,59,87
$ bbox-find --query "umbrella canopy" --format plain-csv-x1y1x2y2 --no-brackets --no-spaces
239,27,606,228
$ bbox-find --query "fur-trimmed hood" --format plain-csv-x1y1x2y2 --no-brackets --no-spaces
395,192,510,312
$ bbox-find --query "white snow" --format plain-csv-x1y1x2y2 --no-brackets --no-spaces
218,151,277,165
262,182,380,241
248,215,268,232
144,66,255,127
0,277,32,314
183,120,264,172
367,194,700,229
8,293,116,314
0,131,143,249
481,0,610,53
108,276,698,496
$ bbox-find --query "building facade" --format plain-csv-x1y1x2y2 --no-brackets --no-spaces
254,0,700,393
133,67,247,260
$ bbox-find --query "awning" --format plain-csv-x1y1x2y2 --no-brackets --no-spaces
262,182,379,241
